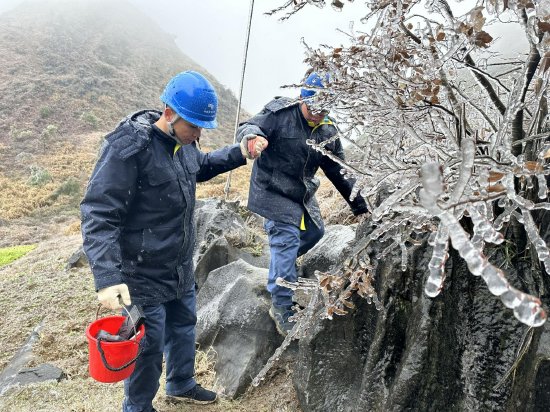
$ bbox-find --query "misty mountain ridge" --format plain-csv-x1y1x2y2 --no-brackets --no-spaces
0,0,241,166
0,0,245,220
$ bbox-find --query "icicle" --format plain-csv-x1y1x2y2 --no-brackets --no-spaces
419,163,547,327
537,174,548,199
522,210,550,273
425,224,449,297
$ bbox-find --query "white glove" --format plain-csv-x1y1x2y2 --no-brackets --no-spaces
240,135,268,159
97,283,131,310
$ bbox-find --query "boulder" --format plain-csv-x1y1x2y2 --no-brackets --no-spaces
194,198,269,290
10,364,66,387
292,219,550,411
196,259,282,398
194,236,269,290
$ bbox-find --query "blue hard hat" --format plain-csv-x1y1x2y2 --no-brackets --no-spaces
160,71,218,129
300,72,329,99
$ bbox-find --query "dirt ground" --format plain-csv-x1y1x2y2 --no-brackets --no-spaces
0,222,302,412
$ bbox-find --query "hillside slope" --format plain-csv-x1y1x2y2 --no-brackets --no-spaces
0,0,246,220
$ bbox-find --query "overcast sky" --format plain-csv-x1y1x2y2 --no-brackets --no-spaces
126,0,368,114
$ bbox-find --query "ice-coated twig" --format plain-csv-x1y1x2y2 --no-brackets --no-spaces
503,174,536,210
371,181,419,221
400,236,408,271
494,203,517,230
536,174,548,199
419,163,546,327
306,139,369,177
522,209,550,273
468,204,504,246
447,127,475,206
251,291,321,387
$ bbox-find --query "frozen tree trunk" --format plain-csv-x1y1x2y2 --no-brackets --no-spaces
293,214,550,411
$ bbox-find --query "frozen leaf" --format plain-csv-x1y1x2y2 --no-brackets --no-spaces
469,7,486,31
538,21,550,33
474,31,493,47
332,306,348,316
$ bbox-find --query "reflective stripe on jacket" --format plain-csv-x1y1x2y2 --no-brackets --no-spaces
237,97,368,228
81,110,245,305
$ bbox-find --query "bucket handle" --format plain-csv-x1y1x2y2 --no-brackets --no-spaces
95,304,144,372
96,336,144,372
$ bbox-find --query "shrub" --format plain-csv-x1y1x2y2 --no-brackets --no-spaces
10,125,33,141
41,124,58,138
40,106,52,119
80,111,99,130
51,177,81,199
28,165,52,186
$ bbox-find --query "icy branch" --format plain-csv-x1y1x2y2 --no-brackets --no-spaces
419,163,546,327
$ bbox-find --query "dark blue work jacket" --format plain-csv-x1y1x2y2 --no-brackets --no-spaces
81,110,245,305
237,97,368,228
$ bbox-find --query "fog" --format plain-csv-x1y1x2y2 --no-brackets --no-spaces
0,0,528,114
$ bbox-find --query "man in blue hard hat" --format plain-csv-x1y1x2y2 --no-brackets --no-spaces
81,70,267,412
236,71,368,336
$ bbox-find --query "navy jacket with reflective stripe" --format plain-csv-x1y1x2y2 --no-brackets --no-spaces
236,97,368,228
81,110,245,305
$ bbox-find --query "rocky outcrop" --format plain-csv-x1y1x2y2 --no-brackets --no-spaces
194,199,269,290
292,220,550,412
196,259,282,398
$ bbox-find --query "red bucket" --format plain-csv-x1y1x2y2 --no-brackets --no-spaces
86,316,145,383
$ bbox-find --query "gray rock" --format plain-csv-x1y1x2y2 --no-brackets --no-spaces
66,246,88,269
196,259,282,398
300,224,357,278
194,198,269,290
11,364,66,387
195,237,269,290
292,216,550,412
194,198,247,259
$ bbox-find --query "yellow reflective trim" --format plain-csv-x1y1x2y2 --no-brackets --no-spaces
310,117,333,133
300,214,306,231
174,144,181,155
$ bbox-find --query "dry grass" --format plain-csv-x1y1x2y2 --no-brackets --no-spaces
0,132,101,220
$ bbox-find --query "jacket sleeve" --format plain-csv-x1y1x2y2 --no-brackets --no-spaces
236,108,275,142
80,141,137,291
196,143,246,182
320,139,369,216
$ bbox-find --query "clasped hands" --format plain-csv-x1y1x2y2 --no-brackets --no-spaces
240,135,268,159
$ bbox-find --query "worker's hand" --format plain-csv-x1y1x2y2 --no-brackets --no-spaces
97,283,131,310
240,135,268,159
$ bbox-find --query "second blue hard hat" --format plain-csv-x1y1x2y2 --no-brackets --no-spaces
160,71,218,129
301,72,329,99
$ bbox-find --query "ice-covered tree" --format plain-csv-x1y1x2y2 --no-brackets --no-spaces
272,0,550,327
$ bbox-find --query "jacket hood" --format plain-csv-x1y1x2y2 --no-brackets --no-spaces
126,109,161,135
